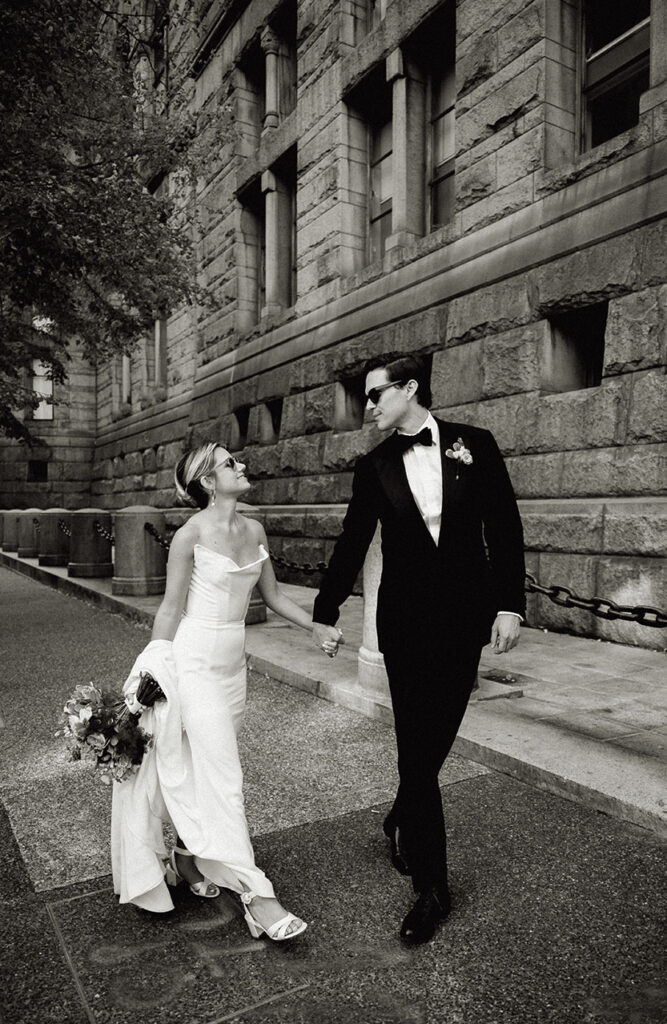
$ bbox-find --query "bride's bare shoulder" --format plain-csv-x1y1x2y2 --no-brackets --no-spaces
170,515,202,555
242,516,267,544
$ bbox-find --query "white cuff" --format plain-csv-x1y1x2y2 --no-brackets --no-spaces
498,611,524,622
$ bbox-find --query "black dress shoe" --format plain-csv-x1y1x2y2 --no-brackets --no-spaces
400,888,451,945
382,820,411,876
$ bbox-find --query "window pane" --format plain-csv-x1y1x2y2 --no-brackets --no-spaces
585,0,650,55
589,65,650,147
432,65,455,117
433,109,455,166
369,208,392,262
371,150,392,210
370,119,392,162
432,172,454,228
32,359,53,420
367,0,386,33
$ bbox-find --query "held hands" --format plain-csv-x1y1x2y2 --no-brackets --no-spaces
490,614,521,655
312,622,345,659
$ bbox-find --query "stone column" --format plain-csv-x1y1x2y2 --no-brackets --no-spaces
357,525,391,703
261,26,280,131
261,169,292,315
385,48,425,251
640,0,667,114
649,0,667,86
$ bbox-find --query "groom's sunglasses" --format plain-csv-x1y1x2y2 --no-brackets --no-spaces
365,380,403,406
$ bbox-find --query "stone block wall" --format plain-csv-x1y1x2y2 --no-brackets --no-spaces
87,0,665,649
0,350,96,509
2,0,664,649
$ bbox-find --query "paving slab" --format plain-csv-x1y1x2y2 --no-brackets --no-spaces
4,776,666,1024
1,553,665,840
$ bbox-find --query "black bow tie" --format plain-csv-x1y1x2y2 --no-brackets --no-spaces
394,427,434,453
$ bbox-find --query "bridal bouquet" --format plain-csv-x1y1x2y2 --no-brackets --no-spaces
58,674,162,784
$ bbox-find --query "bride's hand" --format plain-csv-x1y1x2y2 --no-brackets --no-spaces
312,623,344,658
136,671,166,706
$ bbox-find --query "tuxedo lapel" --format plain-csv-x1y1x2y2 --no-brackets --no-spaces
373,438,436,546
373,440,418,518
436,420,461,547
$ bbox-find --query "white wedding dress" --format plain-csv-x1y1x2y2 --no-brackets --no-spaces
111,543,276,912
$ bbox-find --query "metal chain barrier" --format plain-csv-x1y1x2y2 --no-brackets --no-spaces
137,523,666,628
525,571,666,629
269,552,329,576
144,522,172,551
93,519,114,543
32,517,40,530
58,519,72,538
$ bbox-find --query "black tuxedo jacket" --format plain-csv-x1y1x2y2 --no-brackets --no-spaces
313,419,526,655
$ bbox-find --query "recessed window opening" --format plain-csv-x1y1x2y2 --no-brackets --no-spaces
334,375,367,432
27,460,48,482
543,303,608,393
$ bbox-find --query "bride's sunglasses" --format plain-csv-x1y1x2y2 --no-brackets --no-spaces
213,456,242,471
365,380,403,407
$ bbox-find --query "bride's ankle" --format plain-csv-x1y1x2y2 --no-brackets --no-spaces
175,850,203,883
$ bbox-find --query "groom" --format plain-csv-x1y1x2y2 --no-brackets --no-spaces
312,355,525,944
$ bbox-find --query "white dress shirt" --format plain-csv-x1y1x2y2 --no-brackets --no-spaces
398,411,442,545
397,412,522,621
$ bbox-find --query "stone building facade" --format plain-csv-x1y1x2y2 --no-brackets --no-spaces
0,349,97,509
2,0,666,648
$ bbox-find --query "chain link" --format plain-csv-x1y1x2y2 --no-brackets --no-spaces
270,552,329,576
58,519,72,538
93,519,114,543
144,522,171,551
106,525,667,629
525,571,667,629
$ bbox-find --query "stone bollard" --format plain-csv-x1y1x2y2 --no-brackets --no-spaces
112,506,167,596
2,510,21,552
17,508,42,558
68,509,113,578
38,509,72,567
246,587,267,625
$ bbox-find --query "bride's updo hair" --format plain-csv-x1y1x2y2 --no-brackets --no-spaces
174,442,220,509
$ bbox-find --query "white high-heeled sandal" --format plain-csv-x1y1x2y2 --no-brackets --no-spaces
165,846,220,899
240,891,307,942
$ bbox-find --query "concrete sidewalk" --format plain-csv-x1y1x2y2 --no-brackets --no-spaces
2,548,665,839
0,562,665,1024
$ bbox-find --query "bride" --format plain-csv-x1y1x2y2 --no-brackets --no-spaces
111,441,340,940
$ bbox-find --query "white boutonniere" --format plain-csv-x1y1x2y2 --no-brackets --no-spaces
445,438,473,478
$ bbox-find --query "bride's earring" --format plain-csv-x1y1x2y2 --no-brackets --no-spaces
206,477,216,507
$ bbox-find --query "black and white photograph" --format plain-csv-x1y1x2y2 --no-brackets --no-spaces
0,0,665,1021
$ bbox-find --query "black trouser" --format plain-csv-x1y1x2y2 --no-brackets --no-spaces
383,640,483,897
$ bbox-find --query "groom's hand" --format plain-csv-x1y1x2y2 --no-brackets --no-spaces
490,614,521,655
312,622,344,658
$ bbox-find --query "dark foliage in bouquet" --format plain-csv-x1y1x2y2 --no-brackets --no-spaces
57,682,153,784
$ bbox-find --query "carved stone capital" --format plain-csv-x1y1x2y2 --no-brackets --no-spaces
260,25,280,55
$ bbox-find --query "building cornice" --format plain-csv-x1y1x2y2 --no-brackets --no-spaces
192,138,667,401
